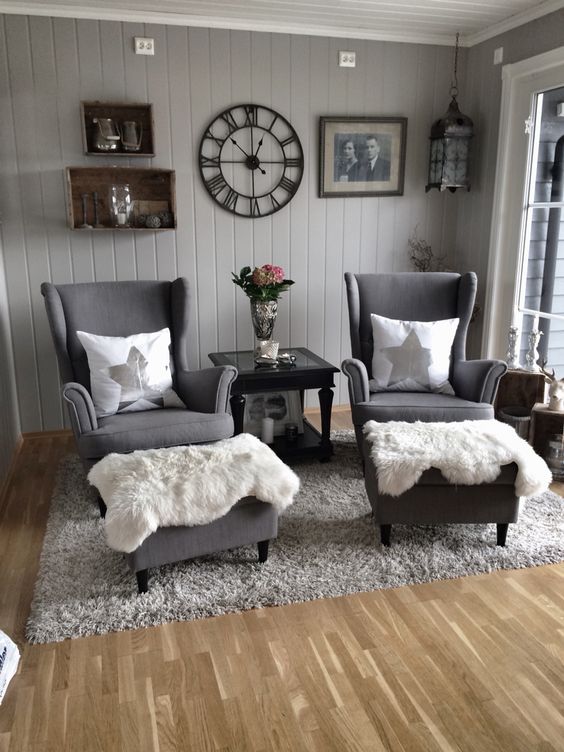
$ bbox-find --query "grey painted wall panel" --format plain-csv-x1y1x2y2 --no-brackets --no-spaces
1,13,463,431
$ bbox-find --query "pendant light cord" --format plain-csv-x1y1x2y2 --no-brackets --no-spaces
450,32,459,99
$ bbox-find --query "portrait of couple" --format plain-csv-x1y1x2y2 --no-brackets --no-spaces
334,133,391,183
319,116,406,198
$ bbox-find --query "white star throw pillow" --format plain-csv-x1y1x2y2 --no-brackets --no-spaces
369,313,459,394
76,328,184,417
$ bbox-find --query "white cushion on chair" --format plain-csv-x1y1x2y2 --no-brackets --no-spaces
370,313,459,394
77,327,183,417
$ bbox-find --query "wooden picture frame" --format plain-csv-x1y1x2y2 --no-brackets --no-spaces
243,391,304,437
319,116,407,198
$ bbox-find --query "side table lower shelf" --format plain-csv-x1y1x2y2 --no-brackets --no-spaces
268,419,332,462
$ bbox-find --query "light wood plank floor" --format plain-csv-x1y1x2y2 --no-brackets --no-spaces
0,411,563,751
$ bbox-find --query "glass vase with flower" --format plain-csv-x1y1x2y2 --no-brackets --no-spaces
232,265,294,343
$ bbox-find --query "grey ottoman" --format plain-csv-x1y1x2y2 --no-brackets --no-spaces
363,436,520,546
125,496,278,593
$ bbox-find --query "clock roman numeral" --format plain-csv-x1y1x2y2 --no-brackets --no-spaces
205,173,228,197
204,128,225,148
200,155,220,168
220,110,239,133
250,198,261,217
280,134,296,148
222,188,238,210
284,157,302,168
269,194,280,210
244,105,258,126
267,114,279,132
279,176,297,194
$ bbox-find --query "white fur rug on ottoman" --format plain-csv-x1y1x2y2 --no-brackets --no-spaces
88,433,300,553
363,419,551,497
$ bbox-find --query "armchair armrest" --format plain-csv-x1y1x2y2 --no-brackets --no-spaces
175,365,237,413
62,382,98,435
341,358,370,404
452,359,507,404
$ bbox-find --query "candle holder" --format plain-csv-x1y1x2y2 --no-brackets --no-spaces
525,324,543,372
108,184,132,228
506,326,520,369
92,191,104,228
79,193,92,228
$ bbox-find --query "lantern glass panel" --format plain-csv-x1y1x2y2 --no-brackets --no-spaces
429,139,443,184
441,137,470,187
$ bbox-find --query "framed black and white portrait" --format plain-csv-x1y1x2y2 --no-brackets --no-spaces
243,391,303,437
319,116,407,198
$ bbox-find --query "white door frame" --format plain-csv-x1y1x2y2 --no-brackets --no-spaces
483,45,564,359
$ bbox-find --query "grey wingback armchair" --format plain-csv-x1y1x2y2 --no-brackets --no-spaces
41,279,237,468
342,272,507,455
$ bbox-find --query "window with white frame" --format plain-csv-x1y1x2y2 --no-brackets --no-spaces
514,85,564,374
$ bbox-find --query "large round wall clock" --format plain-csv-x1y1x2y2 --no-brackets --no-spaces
198,104,304,218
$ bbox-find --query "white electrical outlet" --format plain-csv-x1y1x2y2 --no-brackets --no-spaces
338,51,356,68
135,37,155,56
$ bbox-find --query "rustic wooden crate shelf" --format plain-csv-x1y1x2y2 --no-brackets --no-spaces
81,101,155,156
65,167,176,230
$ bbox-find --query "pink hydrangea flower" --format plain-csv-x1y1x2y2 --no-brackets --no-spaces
252,264,285,286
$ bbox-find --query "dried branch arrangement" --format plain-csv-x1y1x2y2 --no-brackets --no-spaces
408,229,448,273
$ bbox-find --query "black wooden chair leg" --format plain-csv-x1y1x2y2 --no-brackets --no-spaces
257,540,269,563
497,523,509,546
380,524,391,547
136,569,149,593
97,496,107,519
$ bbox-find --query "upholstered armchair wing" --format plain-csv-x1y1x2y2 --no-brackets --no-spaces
41,278,237,467
342,272,507,454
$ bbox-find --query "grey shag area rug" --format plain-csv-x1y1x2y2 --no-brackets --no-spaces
27,431,564,644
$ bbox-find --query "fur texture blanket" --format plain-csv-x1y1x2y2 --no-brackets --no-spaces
363,419,551,498
88,434,300,553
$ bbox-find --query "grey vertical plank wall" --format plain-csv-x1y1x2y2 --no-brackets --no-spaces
454,8,564,358
1,12,464,432
0,21,22,475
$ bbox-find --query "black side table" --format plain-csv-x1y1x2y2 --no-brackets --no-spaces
209,347,339,461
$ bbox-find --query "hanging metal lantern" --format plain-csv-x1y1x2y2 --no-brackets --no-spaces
425,33,473,193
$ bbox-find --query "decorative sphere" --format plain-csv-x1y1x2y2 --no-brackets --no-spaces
145,214,161,229
159,211,173,228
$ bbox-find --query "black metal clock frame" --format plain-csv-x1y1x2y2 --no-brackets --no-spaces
198,104,304,218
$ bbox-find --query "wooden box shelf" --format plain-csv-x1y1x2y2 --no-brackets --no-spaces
81,101,154,156
65,167,176,230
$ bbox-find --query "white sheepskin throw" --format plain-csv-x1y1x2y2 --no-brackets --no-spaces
363,419,551,498
88,433,300,553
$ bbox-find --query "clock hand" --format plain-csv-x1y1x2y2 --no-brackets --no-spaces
254,136,264,158
230,138,250,158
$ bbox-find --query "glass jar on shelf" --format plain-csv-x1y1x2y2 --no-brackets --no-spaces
108,184,132,228
545,433,564,481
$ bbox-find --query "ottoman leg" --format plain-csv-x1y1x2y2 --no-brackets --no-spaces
258,540,269,563
380,524,392,547
136,569,149,593
497,523,509,547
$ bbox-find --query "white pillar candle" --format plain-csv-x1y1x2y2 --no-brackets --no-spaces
261,417,274,444
532,314,539,332
117,212,127,226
